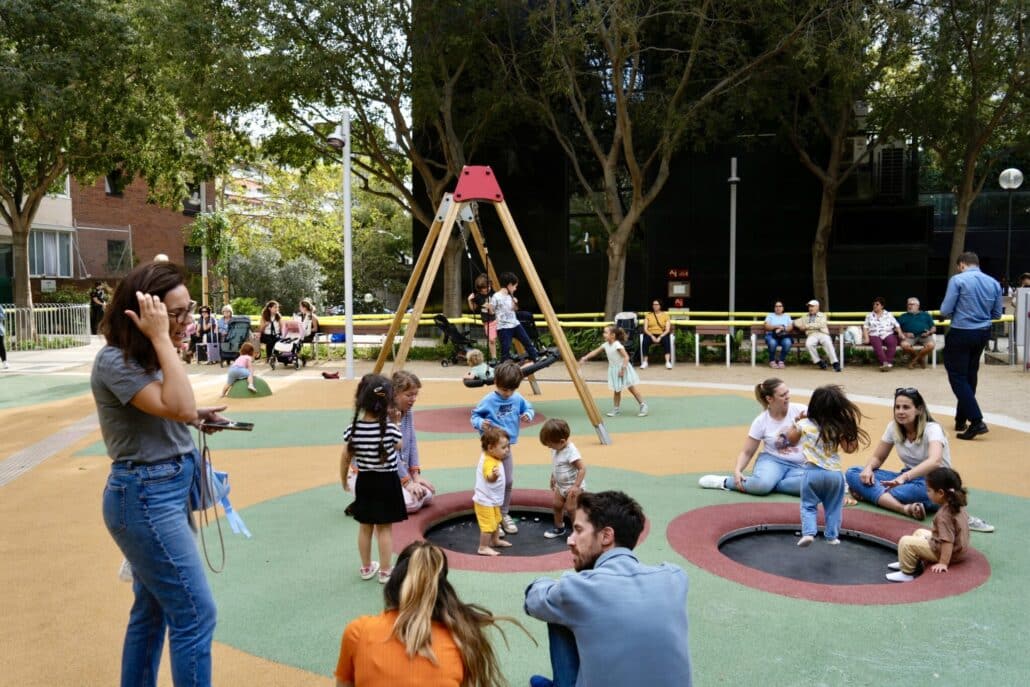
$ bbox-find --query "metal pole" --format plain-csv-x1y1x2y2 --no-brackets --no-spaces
1007,191,1015,365
728,157,740,331
342,110,354,379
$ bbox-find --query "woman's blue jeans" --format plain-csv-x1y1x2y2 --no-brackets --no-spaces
844,467,938,513
764,334,793,363
800,466,845,540
724,453,805,496
103,451,216,687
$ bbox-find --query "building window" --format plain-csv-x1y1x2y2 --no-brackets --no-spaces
105,168,128,196
106,239,129,274
29,230,73,277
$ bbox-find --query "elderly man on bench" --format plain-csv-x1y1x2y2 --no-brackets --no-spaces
897,297,936,369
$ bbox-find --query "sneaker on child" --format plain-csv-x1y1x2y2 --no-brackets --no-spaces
606,407,621,417
502,514,519,534
637,403,649,417
544,527,567,539
359,561,381,580
886,570,915,583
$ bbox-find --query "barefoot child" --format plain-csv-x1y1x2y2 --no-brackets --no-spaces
474,426,514,556
887,466,970,582
471,360,535,535
579,325,648,417
785,384,868,546
539,419,586,539
341,374,406,584
221,342,257,396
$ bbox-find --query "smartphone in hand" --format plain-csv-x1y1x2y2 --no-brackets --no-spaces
201,420,254,431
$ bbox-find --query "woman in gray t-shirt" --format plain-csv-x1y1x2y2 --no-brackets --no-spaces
93,261,227,686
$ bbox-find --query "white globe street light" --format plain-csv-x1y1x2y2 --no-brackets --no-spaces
999,168,1024,286
327,114,354,379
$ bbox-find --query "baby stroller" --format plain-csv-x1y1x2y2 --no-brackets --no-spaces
218,317,255,366
434,314,477,367
270,319,305,370
614,311,640,363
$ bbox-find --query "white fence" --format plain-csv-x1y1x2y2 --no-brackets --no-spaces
0,303,91,351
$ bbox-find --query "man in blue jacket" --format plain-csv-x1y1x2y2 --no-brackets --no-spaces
524,491,692,687
940,252,1003,440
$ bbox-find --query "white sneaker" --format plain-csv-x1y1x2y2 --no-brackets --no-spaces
826,538,840,545
797,535,814,547
665,361,672,369
698,475,727,490
1,361,8,370
886,570,915,583
640,360,648,369
887,561,902,571
606,407,621,417
968,515,995,533
637,403,649,417
502,515,519,534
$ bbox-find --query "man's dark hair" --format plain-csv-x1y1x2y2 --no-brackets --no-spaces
957,251,980,266
577,491,645,549
499,271,518,288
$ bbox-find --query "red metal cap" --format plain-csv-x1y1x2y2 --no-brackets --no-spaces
453,165,504,203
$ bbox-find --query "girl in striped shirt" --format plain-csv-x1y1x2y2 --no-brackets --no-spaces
341,374,406,584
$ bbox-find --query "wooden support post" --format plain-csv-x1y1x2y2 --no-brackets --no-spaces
392,200,462,372
373,196,449,374
494,200,609,443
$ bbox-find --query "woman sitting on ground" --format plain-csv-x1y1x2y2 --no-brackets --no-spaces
845,387,994,532
335,540,526,687
699,378,808,495
640,298,673,369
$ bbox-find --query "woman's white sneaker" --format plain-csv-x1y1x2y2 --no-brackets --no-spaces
698,475,727,490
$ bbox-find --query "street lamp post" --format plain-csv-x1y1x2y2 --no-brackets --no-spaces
728,157,740,331
999,168,1023,365
328,113,354,379
999,168,1024,284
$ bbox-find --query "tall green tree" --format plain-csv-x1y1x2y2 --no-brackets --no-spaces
222,161,411,307
898,0,1028,275
0,0,237,308
772,0,916,308
198,0,512,315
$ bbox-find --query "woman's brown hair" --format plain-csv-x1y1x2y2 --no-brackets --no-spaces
384,541,531,686
101,261,187,372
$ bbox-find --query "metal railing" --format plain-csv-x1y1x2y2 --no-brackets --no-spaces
0,303,92,351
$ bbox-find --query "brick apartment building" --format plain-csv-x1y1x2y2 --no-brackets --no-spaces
0,174,213,302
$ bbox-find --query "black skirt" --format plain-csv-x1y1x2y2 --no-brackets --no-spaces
353,470,408,525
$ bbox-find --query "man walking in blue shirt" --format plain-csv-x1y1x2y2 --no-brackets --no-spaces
939,252,1003,440
524,491,692,687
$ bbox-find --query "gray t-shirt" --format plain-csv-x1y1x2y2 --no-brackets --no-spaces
91,345,194,463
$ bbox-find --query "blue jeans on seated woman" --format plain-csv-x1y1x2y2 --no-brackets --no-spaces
103,450,217,687
844,466,937,513
721,453,804,495
764,334,793,363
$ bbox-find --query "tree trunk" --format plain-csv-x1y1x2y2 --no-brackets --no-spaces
442,234,464,318
948,169,977,276
10,215,34,310
811,186,836,310
604,240,627,319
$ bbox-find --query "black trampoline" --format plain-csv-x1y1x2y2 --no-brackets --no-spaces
718,525,899,585
424,509,569,556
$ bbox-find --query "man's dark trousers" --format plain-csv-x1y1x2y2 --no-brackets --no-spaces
943,327,991,425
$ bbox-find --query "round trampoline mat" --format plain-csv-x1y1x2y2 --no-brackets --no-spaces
424,509,568,556
718,526,897,585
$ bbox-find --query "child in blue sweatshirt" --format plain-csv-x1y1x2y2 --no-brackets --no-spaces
471,360,535,534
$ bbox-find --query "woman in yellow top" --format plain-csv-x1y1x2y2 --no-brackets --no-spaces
640,299,673,369
335,541,528,687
